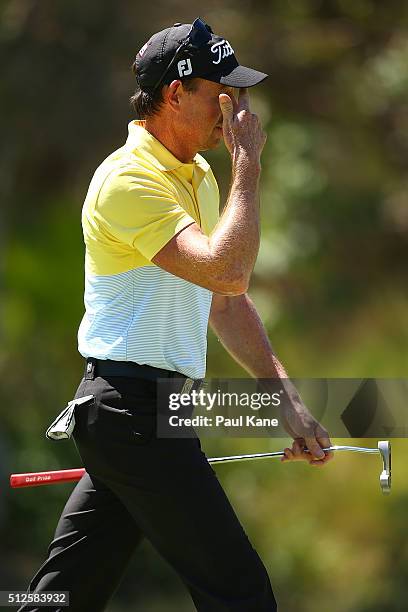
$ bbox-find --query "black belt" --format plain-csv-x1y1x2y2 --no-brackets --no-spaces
84,357,203,391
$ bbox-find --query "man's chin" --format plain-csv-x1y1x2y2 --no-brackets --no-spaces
200,133,224,152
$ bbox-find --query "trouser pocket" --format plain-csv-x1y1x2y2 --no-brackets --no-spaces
84,376,157,446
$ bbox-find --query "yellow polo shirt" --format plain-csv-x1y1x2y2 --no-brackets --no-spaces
77,120,220,378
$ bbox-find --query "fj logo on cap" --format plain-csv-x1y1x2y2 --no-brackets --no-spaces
211,39,234,65
178,58,193,77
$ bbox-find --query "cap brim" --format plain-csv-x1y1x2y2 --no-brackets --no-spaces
205,65,268,88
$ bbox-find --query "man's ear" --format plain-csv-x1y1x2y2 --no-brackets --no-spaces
164,80,183,113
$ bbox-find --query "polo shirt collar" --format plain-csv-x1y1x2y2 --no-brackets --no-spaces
125,120,210,175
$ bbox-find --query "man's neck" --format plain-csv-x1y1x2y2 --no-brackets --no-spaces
144,117,196,164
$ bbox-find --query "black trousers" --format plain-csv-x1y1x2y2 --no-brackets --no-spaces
19,368,278,612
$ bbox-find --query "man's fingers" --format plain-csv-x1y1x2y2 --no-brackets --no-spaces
316,435,334,462
219,93,234,122
281,440,304,462
292,439,305,456
280,448,293,462
237,87,250,112
281,433,334,465
316,429,332,451
219,87,265,159
304,437,326,460
315,427,334,462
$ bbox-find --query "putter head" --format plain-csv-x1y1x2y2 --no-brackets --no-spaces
378,441,391,495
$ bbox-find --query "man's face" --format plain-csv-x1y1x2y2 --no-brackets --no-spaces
178,78,236,152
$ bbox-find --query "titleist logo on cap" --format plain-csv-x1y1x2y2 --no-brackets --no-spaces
210,39,234,65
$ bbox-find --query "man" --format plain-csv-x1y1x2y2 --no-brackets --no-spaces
20,18,332,612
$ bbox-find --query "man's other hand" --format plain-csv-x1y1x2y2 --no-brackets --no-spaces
279,400,334,467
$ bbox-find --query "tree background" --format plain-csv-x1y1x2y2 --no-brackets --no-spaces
1,1,408,610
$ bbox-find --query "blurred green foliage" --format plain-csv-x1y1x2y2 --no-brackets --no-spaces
1,1,408,610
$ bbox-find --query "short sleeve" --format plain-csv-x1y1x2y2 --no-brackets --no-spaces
95,168,196,261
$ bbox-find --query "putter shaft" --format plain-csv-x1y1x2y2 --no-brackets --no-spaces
208,445,379,464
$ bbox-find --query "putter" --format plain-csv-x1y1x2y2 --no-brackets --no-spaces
9,441,391,494
208,440,392,495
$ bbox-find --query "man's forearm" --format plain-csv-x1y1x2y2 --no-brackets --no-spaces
208,158,261,289
209,292,332,460
209,293,288,378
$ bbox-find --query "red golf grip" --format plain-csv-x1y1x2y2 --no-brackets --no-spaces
10,468,86,488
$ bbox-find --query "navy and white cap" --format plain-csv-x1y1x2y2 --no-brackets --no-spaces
135,18,268,92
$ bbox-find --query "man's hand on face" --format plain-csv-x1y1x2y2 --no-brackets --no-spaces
279,396,334,467
218,87,267,163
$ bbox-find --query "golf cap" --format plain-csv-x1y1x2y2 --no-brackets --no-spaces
135,17,268,92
